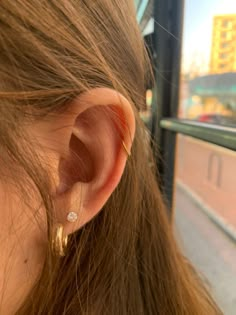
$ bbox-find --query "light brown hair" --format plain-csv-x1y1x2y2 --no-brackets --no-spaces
0,1,222,314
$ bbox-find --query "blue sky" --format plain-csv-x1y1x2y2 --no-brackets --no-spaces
182,0,236,73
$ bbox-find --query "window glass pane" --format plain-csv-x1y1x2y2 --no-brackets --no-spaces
179,1,236,126
176,135,236,230
174,135,236,314
175,2,236,313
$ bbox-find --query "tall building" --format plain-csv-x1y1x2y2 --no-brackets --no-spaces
210,15,236,74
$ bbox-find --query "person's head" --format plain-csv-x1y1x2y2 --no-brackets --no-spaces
0,1,221,314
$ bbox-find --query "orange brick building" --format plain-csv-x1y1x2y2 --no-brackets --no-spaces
210,15,236,74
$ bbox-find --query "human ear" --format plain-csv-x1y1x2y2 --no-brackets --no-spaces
48,88,135,236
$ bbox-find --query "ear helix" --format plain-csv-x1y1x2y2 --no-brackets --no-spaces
122,140,131,157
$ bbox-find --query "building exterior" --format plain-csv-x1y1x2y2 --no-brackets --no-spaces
210,15,236,74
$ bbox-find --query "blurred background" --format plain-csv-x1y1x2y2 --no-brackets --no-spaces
135,1,236,314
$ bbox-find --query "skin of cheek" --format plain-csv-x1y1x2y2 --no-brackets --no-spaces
0,178,47,315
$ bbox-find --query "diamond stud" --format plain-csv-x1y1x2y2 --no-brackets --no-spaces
67,211,78,223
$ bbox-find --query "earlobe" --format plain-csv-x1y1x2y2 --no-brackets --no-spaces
51,88,136,236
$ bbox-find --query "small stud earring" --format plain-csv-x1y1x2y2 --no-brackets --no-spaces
67,211,78,223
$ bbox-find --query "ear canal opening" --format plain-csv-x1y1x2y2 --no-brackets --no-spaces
58,133,94,194
69,133,94,182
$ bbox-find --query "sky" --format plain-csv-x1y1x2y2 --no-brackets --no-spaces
182,0,236,73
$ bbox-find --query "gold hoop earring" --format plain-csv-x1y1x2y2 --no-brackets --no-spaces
122,140,131,157
52,223,68,257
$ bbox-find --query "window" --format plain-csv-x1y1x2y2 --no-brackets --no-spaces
219,52,228,59
179,9,236,126
138,3,236,312
219,63,226,68
174,3,236,313
221,42,229,49
221,31,227,38
175,135,236,315
222,20,230,28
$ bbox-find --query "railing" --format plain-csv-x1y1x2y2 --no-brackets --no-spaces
160,119,236,151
